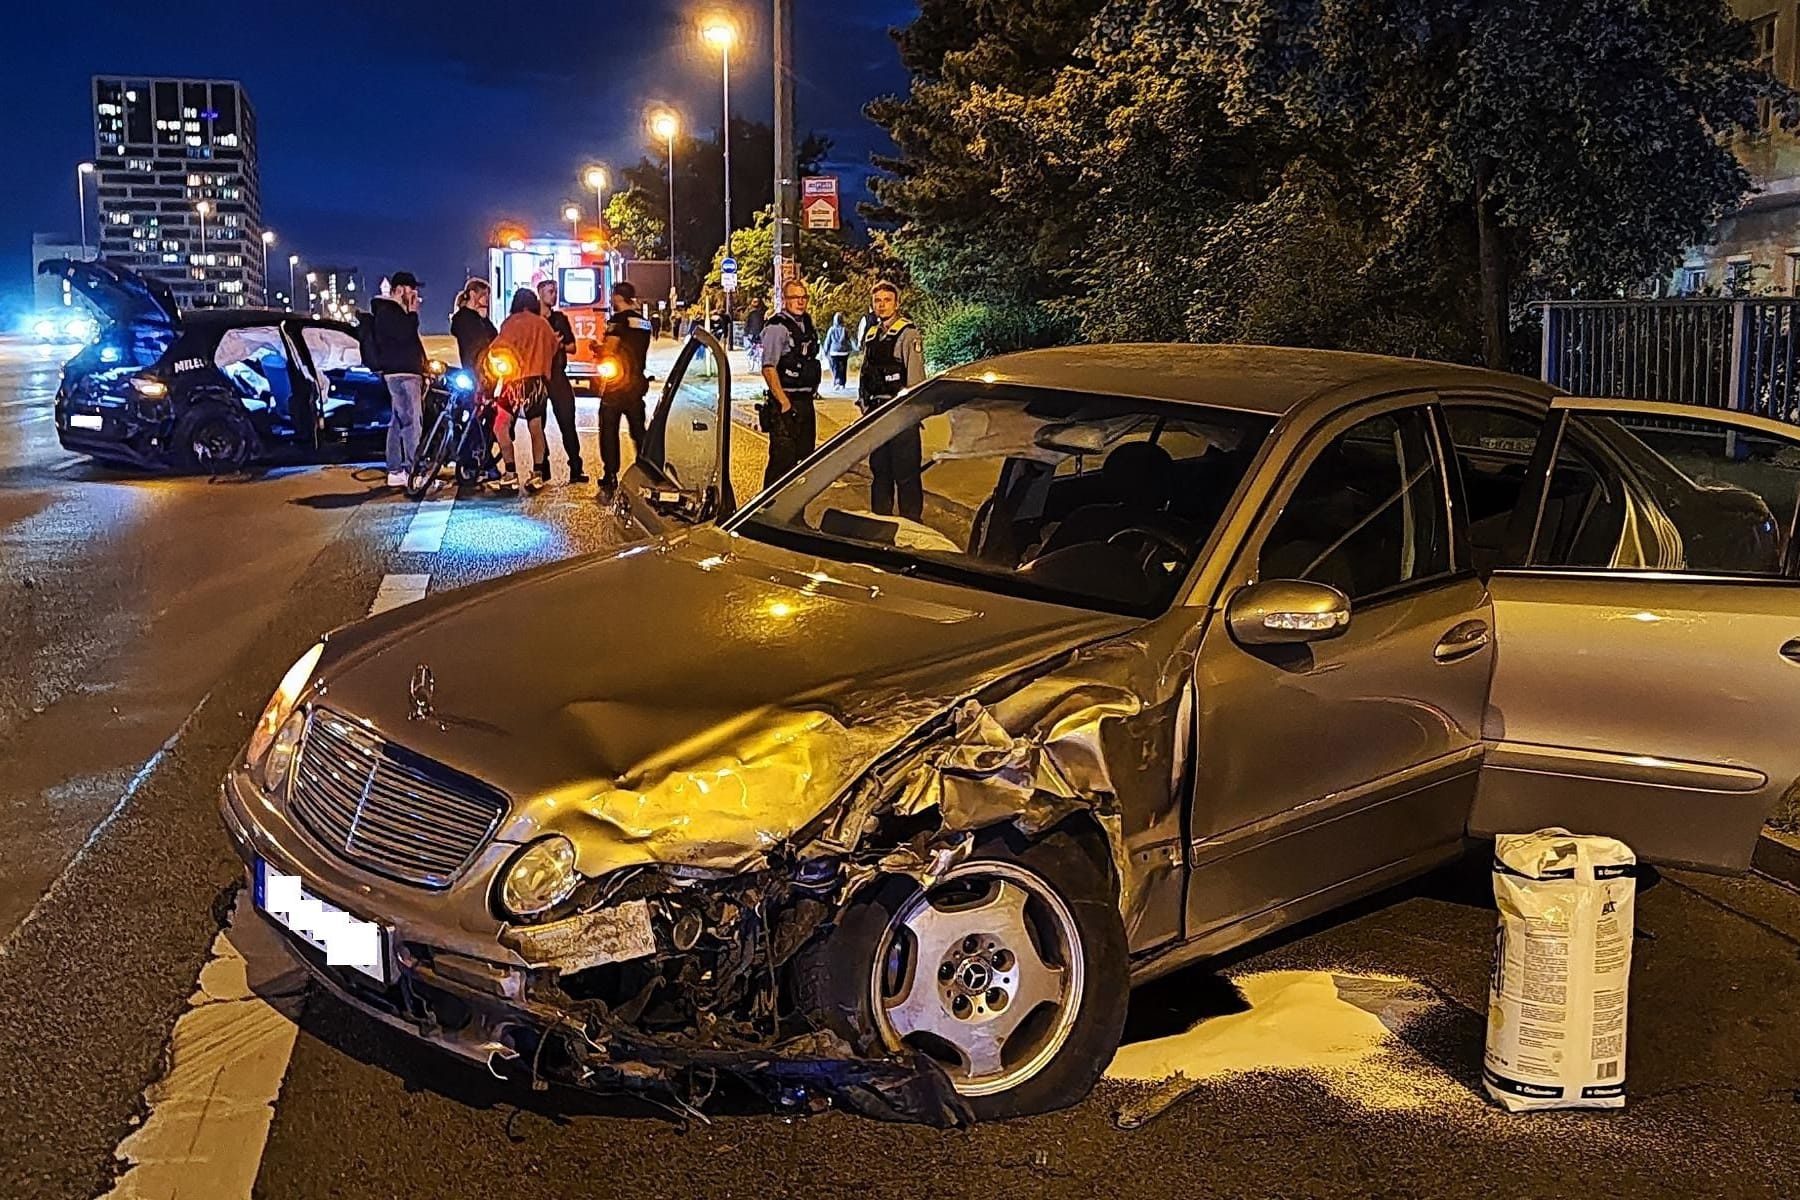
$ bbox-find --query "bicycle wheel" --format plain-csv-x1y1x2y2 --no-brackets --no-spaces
405,408,457,498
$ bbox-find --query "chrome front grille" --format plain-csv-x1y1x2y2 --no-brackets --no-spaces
287,708,507,888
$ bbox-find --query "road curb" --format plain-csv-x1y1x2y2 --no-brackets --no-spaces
1752,829,1800,890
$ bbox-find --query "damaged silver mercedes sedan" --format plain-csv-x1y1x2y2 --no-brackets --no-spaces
221,332,1800,1122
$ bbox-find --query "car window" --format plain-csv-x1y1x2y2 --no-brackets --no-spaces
655,343,725,493
1260,407,1453,601
214,325,291,411
1531,410,1800,577
1442,405,1547,573
300,325,365,374
733,383,1275,617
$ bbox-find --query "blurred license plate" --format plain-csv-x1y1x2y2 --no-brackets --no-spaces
255,858,391,984
69,414,103,430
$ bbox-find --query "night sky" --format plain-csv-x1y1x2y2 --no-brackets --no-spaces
2,0,915,329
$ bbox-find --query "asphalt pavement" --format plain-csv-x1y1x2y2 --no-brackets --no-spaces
0,333,1797,1200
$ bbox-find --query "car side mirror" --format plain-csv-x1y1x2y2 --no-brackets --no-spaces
1226,580,1352,646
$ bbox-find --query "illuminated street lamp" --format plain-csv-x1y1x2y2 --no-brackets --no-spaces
260,230,276,306
563,203,582,242
287,253,300,312
701,16,738,257
305,271,317,316
76,162,95,260
649,107,681,287
583,165,609,230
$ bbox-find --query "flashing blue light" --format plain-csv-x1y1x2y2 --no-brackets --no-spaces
449,369,476,394
100,346,122,364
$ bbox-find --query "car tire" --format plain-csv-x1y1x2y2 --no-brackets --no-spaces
172,403,255,474
797,824,1128,1119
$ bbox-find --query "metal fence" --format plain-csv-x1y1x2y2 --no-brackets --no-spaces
1540,299,1800,424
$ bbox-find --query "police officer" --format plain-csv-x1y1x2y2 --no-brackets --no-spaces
596,280,655,493
859,280,927,521
758,279,821,487
537,279,587,484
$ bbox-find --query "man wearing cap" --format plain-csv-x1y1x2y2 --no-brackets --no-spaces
368,271,429,488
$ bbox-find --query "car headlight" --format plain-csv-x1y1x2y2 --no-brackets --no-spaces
247,642,325,768
66,317,97,341
498,836,580,920
449,369,475,394
131,376,168,398
259,709,308,792
33,319,55,339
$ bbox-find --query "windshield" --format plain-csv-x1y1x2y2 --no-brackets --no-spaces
730,381,1275,616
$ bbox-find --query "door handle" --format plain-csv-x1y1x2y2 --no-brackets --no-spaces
1435,620,1491,663
1781,638,1800,664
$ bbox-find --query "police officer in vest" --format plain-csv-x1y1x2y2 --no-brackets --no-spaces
860,280,927,521
596,281,656,493
757,279,822,488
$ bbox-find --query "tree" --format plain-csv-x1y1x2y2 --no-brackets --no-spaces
607,120,831,299
703,207,858,308
866,0,1107,305
604,187,665,259
879,0,1793,367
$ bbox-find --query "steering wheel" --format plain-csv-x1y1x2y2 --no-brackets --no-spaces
1106,525,1193,564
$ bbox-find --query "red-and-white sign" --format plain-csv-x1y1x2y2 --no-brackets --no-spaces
802,176,840,231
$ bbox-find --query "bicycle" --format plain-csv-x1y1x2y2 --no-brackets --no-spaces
404,370,492,499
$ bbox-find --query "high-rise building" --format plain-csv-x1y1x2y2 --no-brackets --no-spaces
91,76,264,309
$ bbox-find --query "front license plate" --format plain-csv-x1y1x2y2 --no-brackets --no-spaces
255,858,392,985
69,414,103,430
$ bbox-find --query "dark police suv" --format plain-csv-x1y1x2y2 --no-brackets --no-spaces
42,258,462,472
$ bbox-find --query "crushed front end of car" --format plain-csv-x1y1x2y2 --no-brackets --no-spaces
219,547,1189,1123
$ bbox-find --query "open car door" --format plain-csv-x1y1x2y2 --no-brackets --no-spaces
617,329,734,537
1473,397,1800,871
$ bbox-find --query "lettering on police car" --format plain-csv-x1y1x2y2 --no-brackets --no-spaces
173,357,207,373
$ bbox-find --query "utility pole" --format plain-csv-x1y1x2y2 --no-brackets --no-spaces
772,0,797,297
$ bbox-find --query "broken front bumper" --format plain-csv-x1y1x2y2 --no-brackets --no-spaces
218,771,968,1124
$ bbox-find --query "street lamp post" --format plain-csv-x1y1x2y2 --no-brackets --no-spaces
77,162,95,260
288,254,300,312
702,18,737,260
563,203,582,244
260,230,275,307
305,272,317,318
651,109,680,296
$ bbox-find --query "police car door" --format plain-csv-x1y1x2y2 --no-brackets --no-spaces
617,328,735,537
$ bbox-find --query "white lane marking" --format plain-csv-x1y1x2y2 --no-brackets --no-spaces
0,694,210,955
368,573,431,616
399,496,454,553
99,894,308,1200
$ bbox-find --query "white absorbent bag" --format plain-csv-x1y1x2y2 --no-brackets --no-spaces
1484,828,1636,1112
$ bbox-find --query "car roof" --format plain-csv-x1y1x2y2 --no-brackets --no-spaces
939,343,1557,417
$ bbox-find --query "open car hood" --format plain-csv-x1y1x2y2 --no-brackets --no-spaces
313,526,1137,877
38,258,179,330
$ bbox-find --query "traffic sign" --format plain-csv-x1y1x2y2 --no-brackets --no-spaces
720,255,738,292
802,176,840,231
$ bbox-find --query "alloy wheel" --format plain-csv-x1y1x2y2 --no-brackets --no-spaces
870,860,1085,1097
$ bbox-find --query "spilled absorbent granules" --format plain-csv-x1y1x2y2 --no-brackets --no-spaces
1104,970,1473,1128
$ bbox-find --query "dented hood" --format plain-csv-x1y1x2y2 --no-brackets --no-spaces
315,527,1136,876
